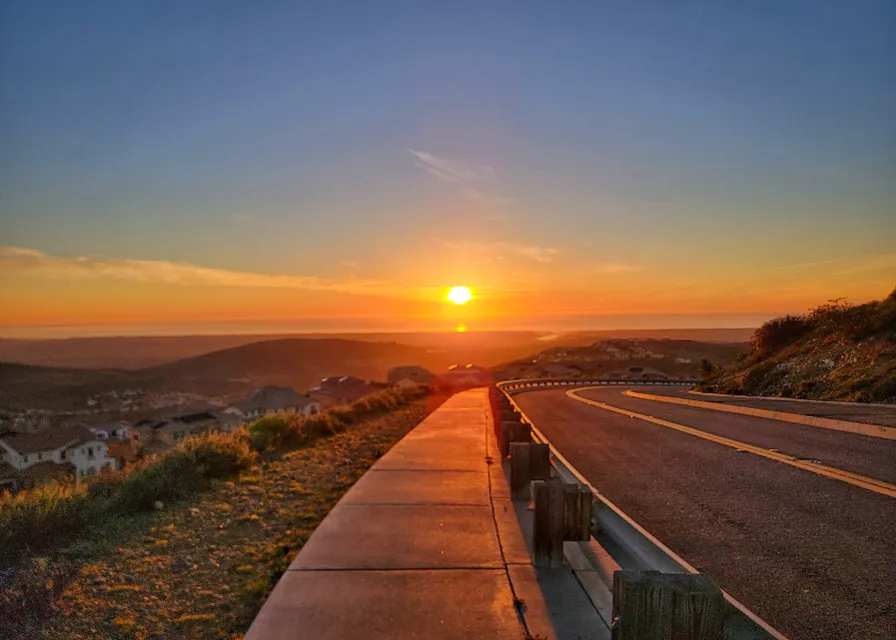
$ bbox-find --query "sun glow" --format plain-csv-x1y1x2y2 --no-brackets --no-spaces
447,286,473,305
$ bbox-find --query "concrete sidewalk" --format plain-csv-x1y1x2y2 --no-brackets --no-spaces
244,388,605,640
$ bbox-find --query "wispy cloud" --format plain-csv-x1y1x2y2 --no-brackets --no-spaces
0,247,391,296
408,149,514,205
444,241,559,263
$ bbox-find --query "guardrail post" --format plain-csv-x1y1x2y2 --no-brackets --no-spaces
611,571,724,640
533,480,565,568
509,442,530,498
499,421,531,458
529,443,551,481
563,484,592,541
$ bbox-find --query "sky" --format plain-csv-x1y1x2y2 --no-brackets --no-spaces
1,0,894,337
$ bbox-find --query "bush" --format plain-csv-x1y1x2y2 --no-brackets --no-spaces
247,416,292,451
0,433,256,561
752,315,812,357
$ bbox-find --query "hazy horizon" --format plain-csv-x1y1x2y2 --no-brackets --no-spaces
0,312,778,340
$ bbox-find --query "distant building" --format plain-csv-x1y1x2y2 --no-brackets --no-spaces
0,426,117,483
132,409,231,452
225,386,320,421
440,364,493,390
88,421,133,441
309,376,377,407
387,365,435,388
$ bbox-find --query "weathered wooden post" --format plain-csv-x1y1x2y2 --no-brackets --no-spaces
532,481,565,568
611,571,724,640
499,421,530,458
509,442,531,498
563,484,592,541
528,443,551,481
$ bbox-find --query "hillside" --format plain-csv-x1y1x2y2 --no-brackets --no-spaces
0,331,545,370
701,289,896,403
496,339,748,380
0,335,550,415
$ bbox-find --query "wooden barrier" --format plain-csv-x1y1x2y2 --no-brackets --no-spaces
611,571,724,640
533,481,566,568
509,443,551,498
563,484,592,541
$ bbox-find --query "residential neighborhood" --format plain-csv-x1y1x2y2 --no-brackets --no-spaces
0,366,457,494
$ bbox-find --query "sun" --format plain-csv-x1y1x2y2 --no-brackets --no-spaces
447,286,473,305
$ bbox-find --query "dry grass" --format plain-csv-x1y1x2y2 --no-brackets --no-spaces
3,397,442,640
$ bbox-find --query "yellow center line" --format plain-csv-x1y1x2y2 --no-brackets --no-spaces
566,387,896,499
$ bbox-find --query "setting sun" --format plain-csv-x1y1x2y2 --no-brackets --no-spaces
447,286,473,305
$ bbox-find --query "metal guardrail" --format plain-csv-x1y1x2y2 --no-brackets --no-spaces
499,377,697,395
494,380,788,640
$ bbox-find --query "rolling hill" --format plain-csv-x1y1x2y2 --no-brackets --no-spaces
702,289,896,402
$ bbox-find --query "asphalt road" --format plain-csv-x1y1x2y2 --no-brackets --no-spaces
514,386,896,640
644,386,896,428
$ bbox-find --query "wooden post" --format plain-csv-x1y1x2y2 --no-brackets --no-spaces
509,442,531,499
532,481,565,568
611,571,724,640
563,484,592,541
528,443,551,481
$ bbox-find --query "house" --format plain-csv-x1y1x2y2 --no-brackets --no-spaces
309,376,377,407
0,462,19,493
440,364,493,390
132,409,227,452
88,421,133,441
387,365,435,387
226,386,320,421
0,426,117,481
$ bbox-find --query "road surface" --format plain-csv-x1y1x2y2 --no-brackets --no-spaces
513,386,896,640
644,386,896,428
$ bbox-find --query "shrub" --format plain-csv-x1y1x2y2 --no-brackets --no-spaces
247,416,292,451
752,315,812,357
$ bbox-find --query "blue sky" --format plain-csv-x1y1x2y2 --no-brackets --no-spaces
1,1,894,334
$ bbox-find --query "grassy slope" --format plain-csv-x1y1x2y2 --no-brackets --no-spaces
10,398,441,640
702,291,896,403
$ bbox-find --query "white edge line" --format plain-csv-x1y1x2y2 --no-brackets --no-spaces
498,382,790,640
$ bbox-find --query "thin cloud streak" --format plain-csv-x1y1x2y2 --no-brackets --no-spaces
443,241,559,263
408,149,514,205
0,247,392,296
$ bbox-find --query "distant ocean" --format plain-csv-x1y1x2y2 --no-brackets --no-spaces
0,313,778,339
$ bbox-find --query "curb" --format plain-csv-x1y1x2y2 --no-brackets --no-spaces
626,390,896,441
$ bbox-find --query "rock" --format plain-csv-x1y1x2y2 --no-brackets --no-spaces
154,500,164,510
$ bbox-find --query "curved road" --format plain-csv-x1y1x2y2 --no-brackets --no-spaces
514,386,896,640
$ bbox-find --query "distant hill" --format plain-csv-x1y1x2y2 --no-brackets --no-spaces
0,362,139,414
0,335,549,414
0,331,546,370
547,328,755,348
702,289,896,402
496,339,748,380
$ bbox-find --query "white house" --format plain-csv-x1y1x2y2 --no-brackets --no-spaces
88,421,133,441
226,386,320,421
0,426,118,482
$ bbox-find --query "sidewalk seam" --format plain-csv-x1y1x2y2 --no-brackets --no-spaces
485,407,533,638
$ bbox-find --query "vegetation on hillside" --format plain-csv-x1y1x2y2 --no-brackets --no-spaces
1,386,440,638
699,288,896,403
1,394,438,639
